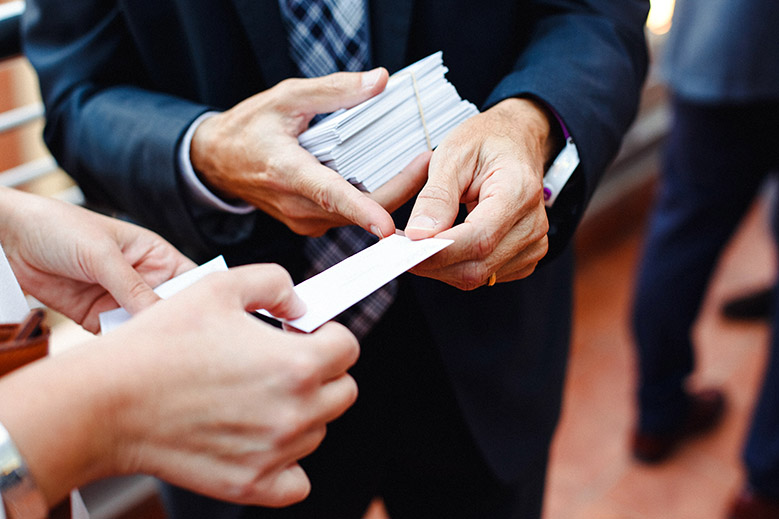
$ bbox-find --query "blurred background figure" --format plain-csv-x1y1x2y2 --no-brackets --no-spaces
629,1,779,517
722,285,774,322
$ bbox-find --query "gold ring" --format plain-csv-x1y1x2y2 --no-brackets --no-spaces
487,272,497,287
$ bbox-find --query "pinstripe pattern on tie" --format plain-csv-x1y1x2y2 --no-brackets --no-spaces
279,0,397,339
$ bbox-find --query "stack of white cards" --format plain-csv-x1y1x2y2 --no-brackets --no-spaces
299,51,479,192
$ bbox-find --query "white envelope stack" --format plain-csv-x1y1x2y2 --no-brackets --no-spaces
299,52,479,192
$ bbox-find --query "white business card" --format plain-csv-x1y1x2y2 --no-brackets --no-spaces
260,234,452,332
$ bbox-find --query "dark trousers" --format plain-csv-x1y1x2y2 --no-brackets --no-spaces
632,97,779,498
160,276,548,519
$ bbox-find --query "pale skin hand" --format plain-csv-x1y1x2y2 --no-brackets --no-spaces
0,265,359,508
405,97,559,290
0,188,196,332
191,68,429,238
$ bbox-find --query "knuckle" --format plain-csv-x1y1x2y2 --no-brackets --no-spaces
332,322,359,348
125,277,151,299
219,473,262,503
319,72,346,95
516,262,538,280
417,183,453,207
273,407,309,445
263,154,285,180
535,235,550,261
308,179,337,214
525,178,545,206
284,354,320,392
343,376,359,407
344,336,361,366
471,227,498,259
311,425,328,447
534,211,550,237
270,78,297,107
460,261,490,291
199,271,232,295
262,263,293,285
270,477,311,507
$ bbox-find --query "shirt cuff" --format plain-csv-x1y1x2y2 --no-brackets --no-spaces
537,98,570,141
179,112,255,215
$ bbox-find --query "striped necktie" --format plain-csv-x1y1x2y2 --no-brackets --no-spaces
279,0,397,339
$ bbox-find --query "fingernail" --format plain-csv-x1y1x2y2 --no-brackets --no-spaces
362,68,382,89
370,225,385,239
407,215,436,231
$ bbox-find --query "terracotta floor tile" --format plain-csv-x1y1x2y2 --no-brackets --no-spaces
545,193,775,519
605,460,736,519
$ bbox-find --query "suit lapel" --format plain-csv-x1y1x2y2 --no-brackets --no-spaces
369,0,415,73
230,0,297,86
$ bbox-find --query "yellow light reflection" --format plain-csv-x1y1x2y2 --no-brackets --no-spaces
647,0,676,35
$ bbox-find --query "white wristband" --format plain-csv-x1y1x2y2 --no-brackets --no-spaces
543,137,580,207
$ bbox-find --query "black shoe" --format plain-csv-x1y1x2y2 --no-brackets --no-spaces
728,487,779,519
722,286,774,321
631,388,726,463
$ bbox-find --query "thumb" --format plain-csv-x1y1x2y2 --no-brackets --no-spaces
285,68,388,117
215,264,306,320
404,160,463,240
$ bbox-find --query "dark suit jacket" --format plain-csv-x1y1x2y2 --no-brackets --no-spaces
23,0,648,483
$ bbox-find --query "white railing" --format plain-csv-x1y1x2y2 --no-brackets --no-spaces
0,2,84,204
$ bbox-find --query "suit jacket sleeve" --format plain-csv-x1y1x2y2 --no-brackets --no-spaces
21,0,234,255
483,0,649,259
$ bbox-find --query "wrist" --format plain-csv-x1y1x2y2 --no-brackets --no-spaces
190,114,227,195
92,332,165,478
496,97,562,166
0,188,28,244
0,421,47,519
0,346,121,505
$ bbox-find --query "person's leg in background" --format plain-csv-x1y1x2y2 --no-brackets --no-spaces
721,178,779,322
731,315,779,516
631,98,770,462
728,104,779,519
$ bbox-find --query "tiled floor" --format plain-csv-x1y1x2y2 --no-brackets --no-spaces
544,189,775,519
49,187,776,519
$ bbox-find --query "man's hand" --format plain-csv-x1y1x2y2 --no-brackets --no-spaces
405,98,559,290
0,188,196,332
1,265,358,509
191,68,428,238
102,265,359,507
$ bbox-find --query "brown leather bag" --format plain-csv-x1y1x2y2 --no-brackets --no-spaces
0,309,50,377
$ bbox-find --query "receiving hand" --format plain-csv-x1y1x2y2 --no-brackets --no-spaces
101,265,359,507
0,188,196,332
190,68,428,239
404,98,558,290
